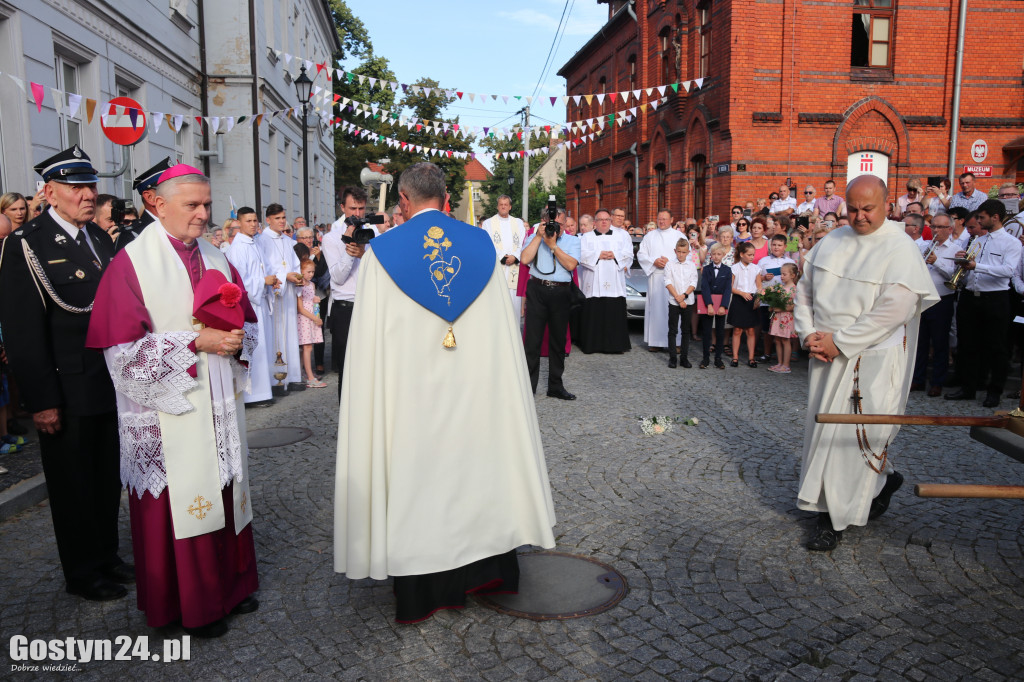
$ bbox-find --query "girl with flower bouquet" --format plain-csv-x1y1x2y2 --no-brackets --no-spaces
764,262,799,373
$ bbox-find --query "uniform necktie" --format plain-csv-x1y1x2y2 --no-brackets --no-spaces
76,230,101,269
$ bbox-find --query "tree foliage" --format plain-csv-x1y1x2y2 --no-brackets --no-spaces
327,0,373,60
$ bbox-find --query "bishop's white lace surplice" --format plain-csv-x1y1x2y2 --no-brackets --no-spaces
104,324,258,499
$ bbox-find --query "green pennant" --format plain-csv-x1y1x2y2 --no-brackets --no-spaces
609,113,615,121
514,96,521,100
671,83,679,93
346,73,355,83
237,115,247,123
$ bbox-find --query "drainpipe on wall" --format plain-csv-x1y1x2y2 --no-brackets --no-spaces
947,0,968,180
197,0,210,179
630,142,639,224
248,0,262,212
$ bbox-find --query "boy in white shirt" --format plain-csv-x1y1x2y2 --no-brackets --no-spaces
665,238,698,368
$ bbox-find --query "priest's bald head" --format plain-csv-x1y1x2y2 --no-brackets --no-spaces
398,162,449,216
154,164,212,244
846,175,889,236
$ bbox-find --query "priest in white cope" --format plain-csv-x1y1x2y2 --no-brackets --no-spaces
225,206,276,405
637,208,686,351
795,175,938,552
481,194,526,321
86,165,260,639
577,208,633,353
257,203,304,393
334,163,556,624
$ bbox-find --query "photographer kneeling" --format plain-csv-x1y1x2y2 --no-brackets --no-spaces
521,199,581,400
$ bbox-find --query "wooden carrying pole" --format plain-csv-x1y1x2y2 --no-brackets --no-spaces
915,484,1024,499
815,414,1009,427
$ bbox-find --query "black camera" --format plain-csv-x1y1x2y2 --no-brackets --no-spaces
110,198,127,226
796,215,810,229
342,212,385,245
543,195,560,239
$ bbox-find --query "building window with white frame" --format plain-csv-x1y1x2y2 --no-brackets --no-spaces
851,0,895,72
54,55,82,149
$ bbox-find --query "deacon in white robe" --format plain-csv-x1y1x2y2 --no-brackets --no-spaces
334,163,555,624
577,212,633,353
257,206,304,391
637,209,686,350
481,195,525,321
795,175,938,551
226,208,274,404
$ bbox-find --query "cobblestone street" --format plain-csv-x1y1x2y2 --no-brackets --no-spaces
3,330,1024,680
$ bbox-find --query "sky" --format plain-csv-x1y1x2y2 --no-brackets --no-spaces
340,0,611,167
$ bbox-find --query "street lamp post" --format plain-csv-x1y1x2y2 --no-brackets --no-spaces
294,65,314,228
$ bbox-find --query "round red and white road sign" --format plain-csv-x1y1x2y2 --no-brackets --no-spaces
101,96,147,146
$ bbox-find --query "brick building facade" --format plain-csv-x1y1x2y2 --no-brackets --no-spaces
558,0,1024,224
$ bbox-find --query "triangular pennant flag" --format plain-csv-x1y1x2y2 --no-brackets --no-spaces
128,107,141,129
645,87,654,97
209,116,219,134
657,85,667,96
573,95,582,106
67,93,82,119
468,93,476,103
650,99,660,111
195,116,204,129
8,74,25,93
595,93,605,104
502,95,509,105
669,83,678,93
619,91,629,101
30,82,44,112
86,98,97,123
640,104,647,113
368,77,377,87
284,53,292,66
152,112,163,134
224,116,235,133
525,96,534,105
608,93,618,103
694,78,704,89
303,59,313,72
50,89,63,114
456,91,463,99
172,113,184,132
336,69,344,80
549,96,557,106
274,50,282,60
682,81,691,93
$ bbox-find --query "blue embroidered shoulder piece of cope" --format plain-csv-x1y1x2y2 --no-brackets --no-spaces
373,212,496,346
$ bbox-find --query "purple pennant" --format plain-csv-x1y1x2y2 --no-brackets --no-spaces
483,127,489,135
401,84,408,93
128,108,139,129
550,97,557,105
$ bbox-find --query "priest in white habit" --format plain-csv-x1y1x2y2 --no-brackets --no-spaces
637,208,686,351
577,208,633,353
225,206,275,406
334,162,556,623
257,203,304,393
86,164,260,638
480,194,526,321
795,175,938,551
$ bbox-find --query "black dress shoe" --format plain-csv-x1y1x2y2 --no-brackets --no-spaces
715,360,725,369
546,388,576,400
699,358,709,369
66,578,127,602
680,359,692,369
945,389,975,401
184,618,228,639
230,595,259,615
983,393,1001,408
668,357,677,368
806,514,842,551
101,562,135,584
869,471,904,521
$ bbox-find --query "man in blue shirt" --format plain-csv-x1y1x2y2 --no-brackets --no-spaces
521,206,581,400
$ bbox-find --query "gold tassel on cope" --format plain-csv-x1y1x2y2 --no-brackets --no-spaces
442,326,456,349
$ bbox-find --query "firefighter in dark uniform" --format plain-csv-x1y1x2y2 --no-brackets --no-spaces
113,156,172,251
0,145,132,601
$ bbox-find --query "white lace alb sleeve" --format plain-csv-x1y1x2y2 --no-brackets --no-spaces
107,331,199,415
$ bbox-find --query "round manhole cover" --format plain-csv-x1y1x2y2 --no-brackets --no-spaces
246,427,313,448
476,551,628,620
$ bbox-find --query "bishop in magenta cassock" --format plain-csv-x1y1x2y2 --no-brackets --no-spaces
86,165,260,638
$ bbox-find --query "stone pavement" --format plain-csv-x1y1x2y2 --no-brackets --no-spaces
3,330,1024,680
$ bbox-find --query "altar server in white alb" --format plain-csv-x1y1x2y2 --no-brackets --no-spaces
637,208,686,351
481,194,526,320
225,206,276,405
795,175,938,552
577,208,633,354
257,203,304,393
334,163,555,624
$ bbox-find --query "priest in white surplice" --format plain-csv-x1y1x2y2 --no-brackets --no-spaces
256,203,304,393
637,208,686,351
86,165,260,639
481,195,525,321
226,206,275,404
334,163,555,624
577,208,633,353
795,175,938,551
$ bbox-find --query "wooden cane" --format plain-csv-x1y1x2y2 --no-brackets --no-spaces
915,483,1024,499
815,414,1010,427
